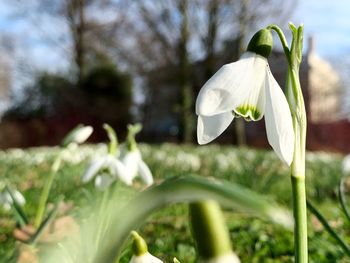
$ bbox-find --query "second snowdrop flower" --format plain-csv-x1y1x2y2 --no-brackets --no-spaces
82,124,131,189
196,29,294,165
121,124,154,186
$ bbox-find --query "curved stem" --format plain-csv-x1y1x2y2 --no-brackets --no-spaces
339,177,350,223
270,24,308,262
267,24,292,66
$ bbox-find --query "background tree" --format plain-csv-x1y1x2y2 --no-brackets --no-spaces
4,0,295,146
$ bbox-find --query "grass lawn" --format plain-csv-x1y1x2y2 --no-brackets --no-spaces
0,144,349,262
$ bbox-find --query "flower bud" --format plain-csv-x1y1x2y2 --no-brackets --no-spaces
61,124,93,148
130,231,163,263
247,29,273,58
131,231,148,256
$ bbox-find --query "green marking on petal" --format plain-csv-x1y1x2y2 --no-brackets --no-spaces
233,105,262,121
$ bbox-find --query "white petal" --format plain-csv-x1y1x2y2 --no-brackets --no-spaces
197,112,234,145
121,151,141,180
4,190,25,207
265,71,294,165
95,174,115,190
73,126,93,144
108,157,133,185
203,253,240,263
62,125,93,146
343,154,350,173
82,157,106,183
137,160,154,186
12,190,26,206
233,66,266,121
129,252,163,263
196,52,264,116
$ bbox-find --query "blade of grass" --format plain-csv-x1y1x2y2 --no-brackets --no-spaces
307,199,350,258
29,201,60,245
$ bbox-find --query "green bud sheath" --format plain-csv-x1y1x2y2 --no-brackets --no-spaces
247,29,273,58
131,231,148,256
190,201,232,260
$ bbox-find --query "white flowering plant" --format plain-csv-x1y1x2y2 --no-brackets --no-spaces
6,19,349,263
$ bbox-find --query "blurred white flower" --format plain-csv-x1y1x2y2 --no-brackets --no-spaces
196,51,294,165
121,149,153,186
82,154,131,189
343,154,350,174
0,188,25,211
129,252,163,263
61,124,93,147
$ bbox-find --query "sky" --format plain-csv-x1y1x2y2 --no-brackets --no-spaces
1,0,350,87
294,0,350,58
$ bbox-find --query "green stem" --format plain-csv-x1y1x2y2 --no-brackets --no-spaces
307,200,350,258
189,201,232,260
267,24,292,66
291,176,308,263
271,23,308,262
34,154,62,228
338,177,350,223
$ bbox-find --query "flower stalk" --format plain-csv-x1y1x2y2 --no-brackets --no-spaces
269,23,308,262
35,125,92,228
190,201,231,259
34,154,62,228
190,200,240,262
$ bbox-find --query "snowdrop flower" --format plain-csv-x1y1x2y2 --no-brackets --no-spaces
82,154,131,189
129,231,163,263
0,187,25,211
82,124,132,189
61,124,93,148
342,154,350,174
121,124,154,186
196,29,294,165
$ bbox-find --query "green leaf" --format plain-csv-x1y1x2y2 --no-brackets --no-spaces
29,202,59,245
92,175,292,262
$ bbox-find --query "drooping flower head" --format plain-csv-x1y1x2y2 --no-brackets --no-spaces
82,124,131,189
61,124,93,148
342,154,350,174
120,124,154,186
0,183,25,211
196,28,294,165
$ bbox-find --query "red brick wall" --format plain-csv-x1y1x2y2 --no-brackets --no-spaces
307,120,350,153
